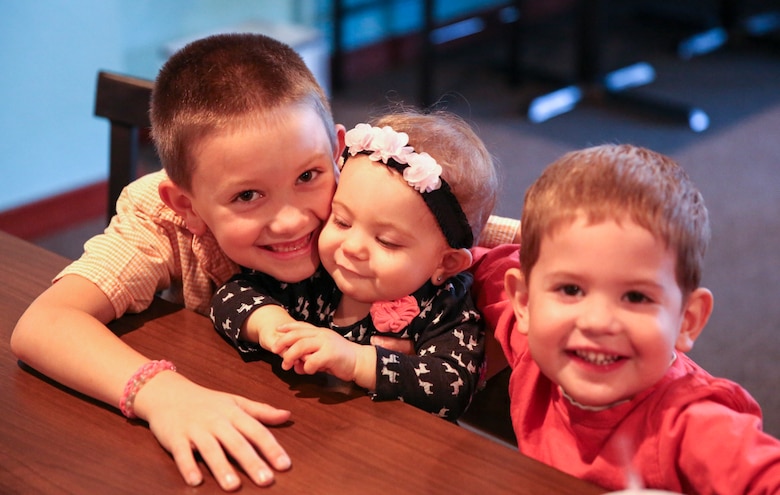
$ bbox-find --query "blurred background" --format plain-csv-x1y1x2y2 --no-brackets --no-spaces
1,0,779,438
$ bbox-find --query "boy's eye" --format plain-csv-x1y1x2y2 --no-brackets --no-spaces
624,291,650,304
298,169,319,183
560,284,582,297
235,190,261,202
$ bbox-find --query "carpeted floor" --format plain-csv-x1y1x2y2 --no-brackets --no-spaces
35,7,780,438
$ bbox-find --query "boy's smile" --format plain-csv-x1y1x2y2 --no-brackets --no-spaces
180,104,341,283
261,232,315,256
510,213,703,408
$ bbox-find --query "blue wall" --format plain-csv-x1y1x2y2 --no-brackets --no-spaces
0,0,504,212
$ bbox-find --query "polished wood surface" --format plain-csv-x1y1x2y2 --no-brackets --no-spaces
0,231,605,494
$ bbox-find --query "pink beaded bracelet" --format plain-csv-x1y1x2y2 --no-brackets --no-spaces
119,360,176,418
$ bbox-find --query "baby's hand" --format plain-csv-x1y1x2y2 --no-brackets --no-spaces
133,371,291,491
273,322,362,382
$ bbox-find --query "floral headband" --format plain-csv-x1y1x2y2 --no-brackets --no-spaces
341,123,473,249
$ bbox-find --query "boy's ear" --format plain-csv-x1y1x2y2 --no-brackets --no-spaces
675,287,714,352
158,179,208,236
431,248,473,285
334,123,347,161
504,268,530,335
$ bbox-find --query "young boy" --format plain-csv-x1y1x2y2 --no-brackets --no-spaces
11,33,338,491
10,34,519,490
471,144,780,493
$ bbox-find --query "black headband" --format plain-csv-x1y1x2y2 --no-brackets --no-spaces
341,150,474,249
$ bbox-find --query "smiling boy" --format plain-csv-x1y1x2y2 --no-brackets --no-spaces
471,144,780,493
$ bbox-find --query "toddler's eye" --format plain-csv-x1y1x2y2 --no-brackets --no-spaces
331,215,349,228
560,284,582,297
235,190,260,202
625,291,650,304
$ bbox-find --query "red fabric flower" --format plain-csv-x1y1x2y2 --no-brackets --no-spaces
370,296,420,333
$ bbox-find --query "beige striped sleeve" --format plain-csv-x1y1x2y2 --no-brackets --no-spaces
478,215,521,248
54,171,177,318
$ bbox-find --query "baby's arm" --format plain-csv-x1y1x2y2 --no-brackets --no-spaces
274,278,485,419
372,305,484,420
11,274,291,491
213,271,416,359
210,273,306,356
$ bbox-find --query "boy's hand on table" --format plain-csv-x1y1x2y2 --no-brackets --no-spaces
134,371,291,491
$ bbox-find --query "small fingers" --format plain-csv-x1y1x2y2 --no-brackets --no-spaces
297,352,328,375
239,400,292,426
272,326,320,348
278,340,317,371
232,403,293,474
170,442,205,487
190,433,243,491
270,332,298,356
177,402,293,490
216,426,276,487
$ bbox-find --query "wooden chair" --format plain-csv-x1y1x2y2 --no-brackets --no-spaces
94,71,155,223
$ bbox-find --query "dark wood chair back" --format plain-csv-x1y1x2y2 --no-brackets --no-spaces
94,71,155,223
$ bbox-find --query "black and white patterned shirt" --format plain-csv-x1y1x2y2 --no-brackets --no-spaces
210,266,484,420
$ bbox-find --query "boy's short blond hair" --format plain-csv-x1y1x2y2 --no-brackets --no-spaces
371,110,498,246
520,144,710,295
150,33,336,190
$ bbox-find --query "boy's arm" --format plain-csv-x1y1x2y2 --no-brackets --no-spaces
11,275,137,405
469,244,522,377
11,275,292,491
663,394,780,493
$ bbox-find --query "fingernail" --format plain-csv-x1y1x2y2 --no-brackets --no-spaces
223,473,239,489
187,472,203,486
277,454,292,470
257,469,273,486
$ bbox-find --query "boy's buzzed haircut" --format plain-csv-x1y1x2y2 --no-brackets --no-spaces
520,144,710,295
151,33,336,189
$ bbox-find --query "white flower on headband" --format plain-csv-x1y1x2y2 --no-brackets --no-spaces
404,151,441,192
344,123,443,193
344,123,379,155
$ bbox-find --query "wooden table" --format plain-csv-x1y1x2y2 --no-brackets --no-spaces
0,231,605,494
